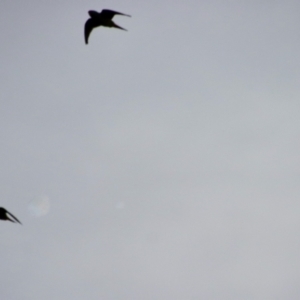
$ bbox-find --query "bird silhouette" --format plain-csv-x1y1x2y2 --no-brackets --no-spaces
84,9,131,44
0,207,22,224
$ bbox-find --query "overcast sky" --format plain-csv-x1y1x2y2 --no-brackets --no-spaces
1,0,300,299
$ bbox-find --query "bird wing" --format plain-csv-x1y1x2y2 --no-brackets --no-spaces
84,18,95,44
101,9,131,19
6,211,22,224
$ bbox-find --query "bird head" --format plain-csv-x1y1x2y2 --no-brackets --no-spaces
88,10,100,18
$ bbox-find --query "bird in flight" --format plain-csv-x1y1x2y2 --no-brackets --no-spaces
0,207,22,224
84,9,131,44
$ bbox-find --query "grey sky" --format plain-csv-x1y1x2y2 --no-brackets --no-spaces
1,0,300,299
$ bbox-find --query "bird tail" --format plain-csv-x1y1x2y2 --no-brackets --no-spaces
112,22,127,31
7,212,22,224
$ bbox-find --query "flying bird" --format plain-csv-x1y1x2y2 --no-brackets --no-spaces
0,207,22,224
84,9,131,44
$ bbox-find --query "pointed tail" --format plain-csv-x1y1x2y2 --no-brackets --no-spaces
112,21,127,31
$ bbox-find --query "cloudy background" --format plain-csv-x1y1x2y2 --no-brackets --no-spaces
1,0,300,299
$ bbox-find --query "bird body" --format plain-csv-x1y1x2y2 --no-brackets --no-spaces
0,207,22,224
84,9,131,44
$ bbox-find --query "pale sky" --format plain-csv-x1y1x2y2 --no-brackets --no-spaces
1,1,300,299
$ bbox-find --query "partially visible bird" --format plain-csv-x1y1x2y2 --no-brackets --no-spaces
84,9,131,44
0,207,22,224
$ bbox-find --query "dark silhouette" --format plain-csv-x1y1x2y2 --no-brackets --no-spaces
0,207,22,224
84,9,131,44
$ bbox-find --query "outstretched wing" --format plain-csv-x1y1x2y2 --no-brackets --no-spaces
101,9,131,19
84,18,95,44
6,210,22,224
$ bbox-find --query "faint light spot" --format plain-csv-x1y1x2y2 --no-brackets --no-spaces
28,195,50,217
115,202,125,209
